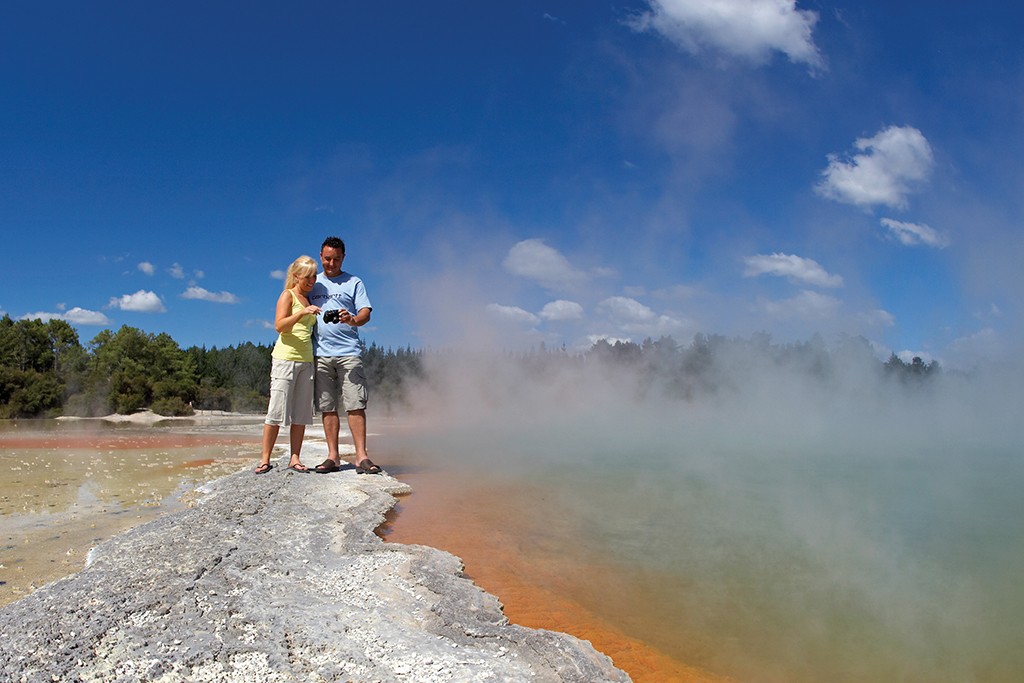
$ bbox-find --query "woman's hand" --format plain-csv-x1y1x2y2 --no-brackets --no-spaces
303,305,321,316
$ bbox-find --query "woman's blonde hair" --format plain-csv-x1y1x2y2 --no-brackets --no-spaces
284,255,318,291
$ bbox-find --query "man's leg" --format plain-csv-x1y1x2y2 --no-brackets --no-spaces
347,409,368,463
316,357,342,467
322,411,341,464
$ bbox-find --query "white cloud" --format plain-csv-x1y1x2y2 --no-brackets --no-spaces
181,286,241,304
137,261,155,276
168,263,185,279
895,349,936,364
539,300,584,321
503,239,588,292
20,311,63,322
108,290,167,313
760,289,840,318
270,269,286,280
21,308,112,325
629,0,823,70
586,334,633,346
598,296,658,323
880,218,950,248
597,296,695,339
743,252,843,288
64,307,113,325
816,125,934,210
485,303,540,326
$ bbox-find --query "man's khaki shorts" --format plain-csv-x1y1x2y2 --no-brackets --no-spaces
315,356,368,413
265,358,314,426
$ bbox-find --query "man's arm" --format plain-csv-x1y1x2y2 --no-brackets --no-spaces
339,307,371,327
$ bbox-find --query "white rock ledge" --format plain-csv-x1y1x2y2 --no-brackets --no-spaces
0,463,631,683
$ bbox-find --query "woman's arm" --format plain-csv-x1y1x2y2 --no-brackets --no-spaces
275,291,320,333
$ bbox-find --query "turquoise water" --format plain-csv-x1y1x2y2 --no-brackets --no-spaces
396,367,1024,683
551,443,1024,682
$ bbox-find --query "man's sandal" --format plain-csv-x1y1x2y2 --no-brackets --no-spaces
356,459,382,475
314,459,340,474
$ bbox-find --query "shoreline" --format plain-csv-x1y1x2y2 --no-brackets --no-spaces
53,409,267,425
0,416,727,682
0,457,631,682
2,413,737,679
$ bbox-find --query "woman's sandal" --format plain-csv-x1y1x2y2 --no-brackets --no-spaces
254,462,274,475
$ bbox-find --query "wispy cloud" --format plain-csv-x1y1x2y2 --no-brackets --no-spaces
270,269,286,280
181,287,241,304
948,327,1003,365
485,303,540,326
503,239,588,292
597,296,694,339
64,307,113,325
539,300,584,321
859,308,896,328
20,311,63,323
743,253,843,288
628,0,824,71
880,218,950,248
108,290,167,313
975,303,1001,322
760,290,840,319
245,319,277,330
137,261,155,276
599,296,658,323
168,263,185,279
21,308,112,325
816,125,934,210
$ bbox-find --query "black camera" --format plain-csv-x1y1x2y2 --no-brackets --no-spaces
322,309,342,324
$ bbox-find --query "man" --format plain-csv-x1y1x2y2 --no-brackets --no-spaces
308,236,381,474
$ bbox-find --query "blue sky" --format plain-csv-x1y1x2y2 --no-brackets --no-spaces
2,1,1021,368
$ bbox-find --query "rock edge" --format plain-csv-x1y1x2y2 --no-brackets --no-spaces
0,464,631,683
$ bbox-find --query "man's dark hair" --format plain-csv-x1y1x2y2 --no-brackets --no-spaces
321,236,346,255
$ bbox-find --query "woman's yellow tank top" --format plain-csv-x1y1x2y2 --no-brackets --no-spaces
272,290,315,362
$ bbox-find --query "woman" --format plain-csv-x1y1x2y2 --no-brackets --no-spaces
254,255,321,474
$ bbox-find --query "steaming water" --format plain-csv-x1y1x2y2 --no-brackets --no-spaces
555,442,1023,682
397,360,1024,683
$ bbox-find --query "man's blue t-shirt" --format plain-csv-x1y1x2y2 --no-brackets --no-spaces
309,272,372,357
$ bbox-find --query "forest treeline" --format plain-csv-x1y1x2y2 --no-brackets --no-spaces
0,316,423,418
0,315,939,419
528,333,941,402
